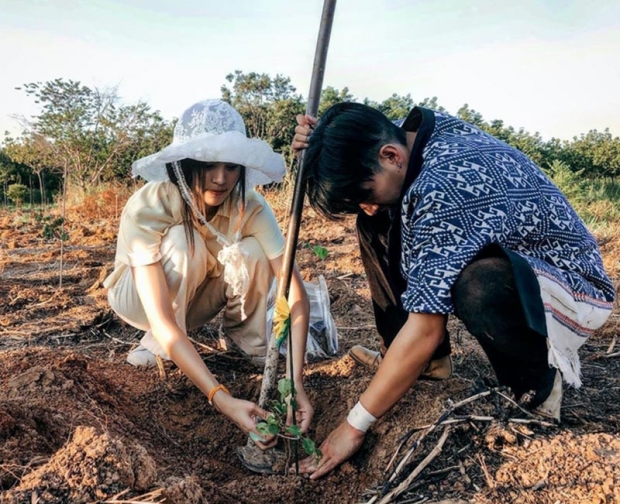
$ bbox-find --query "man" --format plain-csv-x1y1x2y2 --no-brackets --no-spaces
291,102,615,479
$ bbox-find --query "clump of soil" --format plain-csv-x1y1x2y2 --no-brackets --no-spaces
492,432,620,503
1,196,619,503
5,426,157,503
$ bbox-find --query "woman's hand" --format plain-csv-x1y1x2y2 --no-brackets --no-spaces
292,114,318,156
287,386,314,434
213,393,277,450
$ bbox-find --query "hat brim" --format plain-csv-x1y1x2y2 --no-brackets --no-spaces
131,131,287,187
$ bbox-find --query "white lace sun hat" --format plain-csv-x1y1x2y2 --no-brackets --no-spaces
131,99,286,187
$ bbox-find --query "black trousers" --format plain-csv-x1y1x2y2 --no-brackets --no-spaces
357,211,555,401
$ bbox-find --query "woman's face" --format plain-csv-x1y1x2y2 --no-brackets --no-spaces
200,162,242,207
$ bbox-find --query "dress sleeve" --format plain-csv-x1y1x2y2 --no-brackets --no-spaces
242,191,285,260
116,182,184,267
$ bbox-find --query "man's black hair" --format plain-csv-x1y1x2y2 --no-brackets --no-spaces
303,102,407,220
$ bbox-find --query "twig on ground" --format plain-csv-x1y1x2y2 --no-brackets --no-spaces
425,464,460,477
396,496,428,504
384,430,415,474
101,330,133,346
94,315,115,329
508,417,555,427
606,336,617,354
337,325,377,330
377,427,452,504
458,460,472,484
493,389,538,419
475,452,495,489
104,487,165,503
409,415,494,431
155,355,167,381
187,336,226,354
386,390,491,489
449,390,492,409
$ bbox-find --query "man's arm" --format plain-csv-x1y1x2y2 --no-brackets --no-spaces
298,312,446,479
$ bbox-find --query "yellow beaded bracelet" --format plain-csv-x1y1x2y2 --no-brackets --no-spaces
208,384,230,406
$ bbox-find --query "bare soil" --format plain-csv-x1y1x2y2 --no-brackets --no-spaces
1,193,619,504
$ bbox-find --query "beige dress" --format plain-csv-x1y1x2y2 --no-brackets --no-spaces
104,181,284,361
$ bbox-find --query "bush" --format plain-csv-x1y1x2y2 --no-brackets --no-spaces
7,184,29,207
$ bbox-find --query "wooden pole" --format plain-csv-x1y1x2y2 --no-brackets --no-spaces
258,0,337,407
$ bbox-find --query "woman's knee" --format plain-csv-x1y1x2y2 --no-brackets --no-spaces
240,237,272,281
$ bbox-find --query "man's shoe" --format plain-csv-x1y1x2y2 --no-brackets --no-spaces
348,345,453,380
126,345,157,367
532,370,562,422
421,355,453,381
348,345,383,369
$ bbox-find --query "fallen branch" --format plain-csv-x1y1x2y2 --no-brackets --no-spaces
102,330,134,346
493,389,538,419
187,336,225,354
475,452,495,489
377,427,452,504
387,391,491,484
508,417,555,427
606,336,616,354
104,487,165,503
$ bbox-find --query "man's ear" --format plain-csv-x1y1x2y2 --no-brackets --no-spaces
378,144,403,166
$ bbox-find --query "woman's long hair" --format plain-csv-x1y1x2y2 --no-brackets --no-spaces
165,159,246,253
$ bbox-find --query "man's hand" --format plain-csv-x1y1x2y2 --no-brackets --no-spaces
296,420,366,480
213,393,277,450
287,386,314,434
292,114,318,156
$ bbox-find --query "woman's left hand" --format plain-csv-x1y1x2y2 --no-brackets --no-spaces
287,386,314,433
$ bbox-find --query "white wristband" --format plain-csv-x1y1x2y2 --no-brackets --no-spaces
346,401,377,432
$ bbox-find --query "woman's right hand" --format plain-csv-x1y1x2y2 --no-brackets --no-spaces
292,114,318,157
212,393,277,450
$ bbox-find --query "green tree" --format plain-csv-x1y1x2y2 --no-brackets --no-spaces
7,183,28,207
4,133,58,204
560,129,620,177
456,103,486,128
416,96,447,113
318,86,355,117
221,70,305,167
18,79,171,190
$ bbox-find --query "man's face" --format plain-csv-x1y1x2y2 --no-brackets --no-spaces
359,159,404,216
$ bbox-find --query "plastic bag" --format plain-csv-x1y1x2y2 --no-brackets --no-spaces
265,275,338,362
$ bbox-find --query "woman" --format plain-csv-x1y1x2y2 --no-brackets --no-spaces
104,99,313,446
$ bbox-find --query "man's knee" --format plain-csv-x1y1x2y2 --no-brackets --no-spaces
452,256,515,320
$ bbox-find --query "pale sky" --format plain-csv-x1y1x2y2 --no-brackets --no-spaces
1,0,619,141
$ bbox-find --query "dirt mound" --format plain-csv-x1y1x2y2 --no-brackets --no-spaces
5,426,157,503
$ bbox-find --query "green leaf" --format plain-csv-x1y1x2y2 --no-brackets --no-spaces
312,245,329,260
275,318,291,349
249,431,267,443
301,437,319,456
266,414,279,426
285,425,302,437
272,402,286,416
267,423,280,435
255,422,271,436
278,378,292,399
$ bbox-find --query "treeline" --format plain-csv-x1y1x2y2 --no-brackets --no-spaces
2,71,619,206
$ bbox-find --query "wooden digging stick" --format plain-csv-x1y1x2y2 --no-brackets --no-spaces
258,0,338,409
